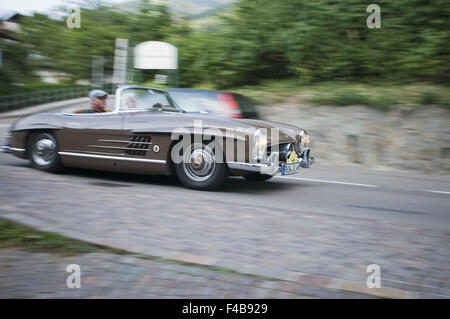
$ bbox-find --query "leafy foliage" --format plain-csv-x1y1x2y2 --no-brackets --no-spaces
8,3,172,83
1,0,448,96
188,0,450,87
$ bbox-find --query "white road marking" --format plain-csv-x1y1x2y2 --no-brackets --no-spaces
427,190,450,195
274,176,378,188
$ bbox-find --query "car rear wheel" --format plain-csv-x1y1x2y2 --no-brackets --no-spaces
174,142,228,190
243,173,273,182
28,131,62,172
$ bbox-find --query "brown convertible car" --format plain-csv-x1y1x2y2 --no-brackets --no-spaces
2,86,313,190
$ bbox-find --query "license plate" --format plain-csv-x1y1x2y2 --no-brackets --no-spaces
282,162,300,175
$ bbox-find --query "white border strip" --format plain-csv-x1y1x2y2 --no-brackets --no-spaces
275,176,378,188
58,151,166,164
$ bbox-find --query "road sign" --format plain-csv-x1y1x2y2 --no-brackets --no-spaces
134,41,177,70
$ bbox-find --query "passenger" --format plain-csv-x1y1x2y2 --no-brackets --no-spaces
121,91,137,109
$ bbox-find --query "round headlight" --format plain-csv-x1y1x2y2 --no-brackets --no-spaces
299,130,310,150
303,134,310,147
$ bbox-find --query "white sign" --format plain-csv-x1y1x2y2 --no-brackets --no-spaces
134,41,177,70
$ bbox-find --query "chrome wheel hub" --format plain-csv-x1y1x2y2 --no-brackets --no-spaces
36,139,55,155
32,133,57,166
183,145,216,182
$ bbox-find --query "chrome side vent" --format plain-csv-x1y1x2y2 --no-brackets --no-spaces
125,135,152,156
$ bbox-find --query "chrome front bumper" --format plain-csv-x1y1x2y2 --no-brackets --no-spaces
2,144,26,155
300,148,314,168
227,152,281,176
2,144,11,153
227,148,314,176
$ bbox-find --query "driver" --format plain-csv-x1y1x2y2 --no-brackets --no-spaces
84,89,109,113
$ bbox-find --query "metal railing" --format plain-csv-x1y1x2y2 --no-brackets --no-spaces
0,83,116,113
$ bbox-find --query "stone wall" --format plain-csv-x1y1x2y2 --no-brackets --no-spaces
261,102,450,176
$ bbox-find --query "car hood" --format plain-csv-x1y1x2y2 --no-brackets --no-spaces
129,113,304,144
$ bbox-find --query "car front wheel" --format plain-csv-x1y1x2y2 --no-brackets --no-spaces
28,131,62,172
174,142,228,190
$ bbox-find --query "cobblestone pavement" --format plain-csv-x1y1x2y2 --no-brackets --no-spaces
0,248,372,298
0,157,449,298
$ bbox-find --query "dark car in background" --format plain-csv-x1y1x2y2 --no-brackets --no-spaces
166,88,260,119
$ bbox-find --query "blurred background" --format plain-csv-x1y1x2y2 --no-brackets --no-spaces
1,0,448,98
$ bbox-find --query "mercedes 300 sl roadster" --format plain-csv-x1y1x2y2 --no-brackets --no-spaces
2,86,313,190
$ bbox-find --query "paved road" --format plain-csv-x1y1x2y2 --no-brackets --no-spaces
0,102,449,298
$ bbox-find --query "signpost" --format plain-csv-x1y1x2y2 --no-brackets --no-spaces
112,38,129,85
91,55,104,88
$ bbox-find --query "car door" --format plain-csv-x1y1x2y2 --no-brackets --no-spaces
121,111,166,161
119,88,175,165
57,112,124,156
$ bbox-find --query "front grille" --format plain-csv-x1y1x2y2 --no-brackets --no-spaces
267,142,294,162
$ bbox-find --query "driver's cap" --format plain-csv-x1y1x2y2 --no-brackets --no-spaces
88,89,108,100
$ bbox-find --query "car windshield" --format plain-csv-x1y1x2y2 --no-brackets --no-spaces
120,88,183,112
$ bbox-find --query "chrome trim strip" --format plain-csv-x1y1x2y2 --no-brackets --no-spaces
58,152,166,164
118,109,153,114
88,145,150,151
98,139,129,143
10,147,26,152
2,146,25,153
84,150,128,156
98,139,153,145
